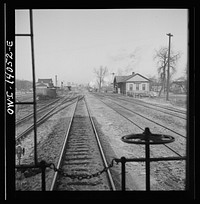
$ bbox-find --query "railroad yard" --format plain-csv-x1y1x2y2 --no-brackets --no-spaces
10,8,195,200
15,89,187,191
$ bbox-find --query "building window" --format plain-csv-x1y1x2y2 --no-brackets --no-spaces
136,83,139,90
129,84,133,91
142,84,146,90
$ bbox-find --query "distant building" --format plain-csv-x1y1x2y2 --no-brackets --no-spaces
170,80,187,94
36,78,54,88
150,82,162,92
113,72,150,96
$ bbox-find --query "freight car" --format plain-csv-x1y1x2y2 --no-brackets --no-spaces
36,87,57,100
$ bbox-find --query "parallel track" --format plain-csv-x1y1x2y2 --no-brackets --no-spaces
16,92,77,125
16,95,79,143
16,97,62,126
94,93,186,120
93,94,186,157
94,94,186,138
112,95,186,119
50,96,116,191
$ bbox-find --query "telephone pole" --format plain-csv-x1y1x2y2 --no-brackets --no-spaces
166,33,173,101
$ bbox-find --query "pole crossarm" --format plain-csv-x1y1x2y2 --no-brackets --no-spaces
167,33,173,37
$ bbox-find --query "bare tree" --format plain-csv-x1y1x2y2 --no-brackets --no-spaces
175,64,188,93
183,63,188,80
154,46,181,96
94,66,108,92
147,74,159,82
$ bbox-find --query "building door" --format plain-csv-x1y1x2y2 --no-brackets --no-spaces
142,84,146,90
129,84,133,91
136,83,139,90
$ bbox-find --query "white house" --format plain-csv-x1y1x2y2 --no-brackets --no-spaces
113,72,150,96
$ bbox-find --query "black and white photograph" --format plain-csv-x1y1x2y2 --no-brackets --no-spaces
4,3,196,200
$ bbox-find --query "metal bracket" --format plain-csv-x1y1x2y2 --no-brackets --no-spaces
121,127,175,144
120,127,176,191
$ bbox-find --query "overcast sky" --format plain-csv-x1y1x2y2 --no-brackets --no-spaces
15,9,188,86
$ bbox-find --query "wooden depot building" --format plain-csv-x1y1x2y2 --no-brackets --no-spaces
113,72,150,97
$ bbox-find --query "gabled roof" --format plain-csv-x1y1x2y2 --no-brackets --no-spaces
115,75,132,83
127,73,150,81
114,73,150,83
38,78,53,83
36,82,48,87
37,78,54,87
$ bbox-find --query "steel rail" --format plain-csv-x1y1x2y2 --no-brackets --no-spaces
16,97,78,142
50,97,79,191
50,95,116,191
84,96,116,191
95,96,183,158
104,97,186,139
94,92,186,115
133,98,186,114
103,94,186,120
16,97,62,125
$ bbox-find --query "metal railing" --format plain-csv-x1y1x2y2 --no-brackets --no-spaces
16,127,187,191
15,9,39,191
117,127,187,191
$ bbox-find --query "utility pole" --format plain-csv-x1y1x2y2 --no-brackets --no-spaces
112,72,115,83
111,72,115,92
166,33,173,101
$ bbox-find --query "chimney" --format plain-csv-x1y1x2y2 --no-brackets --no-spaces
132,72,135,75
55,75,57,87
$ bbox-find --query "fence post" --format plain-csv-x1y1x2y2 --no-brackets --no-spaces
121,157,126,191
145,136,150,191
40,160,47,191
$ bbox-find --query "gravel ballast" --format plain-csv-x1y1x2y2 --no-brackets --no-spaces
85,92,186,190
15,91,186,191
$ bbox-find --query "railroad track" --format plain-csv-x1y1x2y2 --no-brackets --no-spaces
87,93,187,190
94,93,186,137
16,95,79,143
94,93,186,120
16,97,62,126
50,95,116,191
16,92,78,125
110,95,186,119
93,94,186,158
